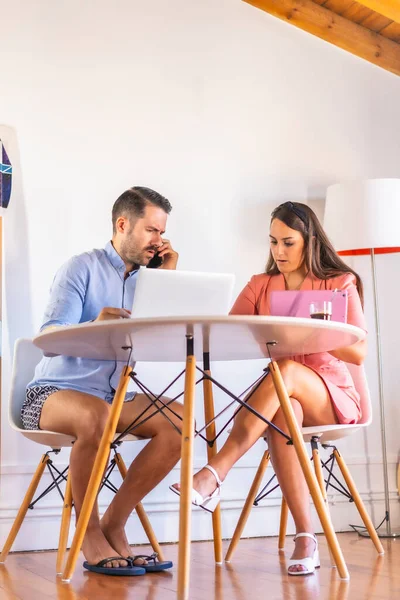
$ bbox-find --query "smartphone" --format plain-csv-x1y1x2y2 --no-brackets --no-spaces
147,252,163,269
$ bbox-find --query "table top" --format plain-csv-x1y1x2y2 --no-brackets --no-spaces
33,315,365,363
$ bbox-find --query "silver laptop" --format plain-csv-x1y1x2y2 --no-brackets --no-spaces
131,269,235,318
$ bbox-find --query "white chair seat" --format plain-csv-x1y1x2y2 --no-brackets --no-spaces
19,429,144,449
10,338,145,449
0,337,164,570
225,362,385,563
259,422,369,446
301,422,368,443
256,362,372,444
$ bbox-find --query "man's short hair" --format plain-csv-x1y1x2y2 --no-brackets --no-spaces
112,186,172,233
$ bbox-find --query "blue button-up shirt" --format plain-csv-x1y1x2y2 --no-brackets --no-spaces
28,242,139,402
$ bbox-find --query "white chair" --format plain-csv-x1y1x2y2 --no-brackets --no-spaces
225,363,385,561
0,338,165,572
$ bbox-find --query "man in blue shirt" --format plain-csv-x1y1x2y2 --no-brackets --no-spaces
23,187,181,574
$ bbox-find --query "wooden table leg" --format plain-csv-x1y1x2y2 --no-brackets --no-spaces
114,452,166,561
269,360,349,580
61,365,132,582
177,336,196,600
203,352,222,564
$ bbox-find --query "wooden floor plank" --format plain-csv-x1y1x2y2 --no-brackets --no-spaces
0,534,399,599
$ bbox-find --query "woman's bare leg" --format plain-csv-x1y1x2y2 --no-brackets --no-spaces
174,359,338,571
266,397,337,572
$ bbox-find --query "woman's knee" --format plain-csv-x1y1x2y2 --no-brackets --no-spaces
275,359,301,394
276,358,296,378
267,400,303,439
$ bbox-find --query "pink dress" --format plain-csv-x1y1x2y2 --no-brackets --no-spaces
230,272,367,424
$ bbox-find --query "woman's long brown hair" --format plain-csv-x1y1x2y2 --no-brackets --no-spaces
266,201,364,306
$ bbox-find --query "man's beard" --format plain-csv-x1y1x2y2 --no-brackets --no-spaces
120,240,158,266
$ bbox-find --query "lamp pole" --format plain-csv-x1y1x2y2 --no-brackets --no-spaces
359,249,400,538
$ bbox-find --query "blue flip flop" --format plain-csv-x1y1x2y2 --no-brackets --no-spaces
129,552,173,573
83,556,146,576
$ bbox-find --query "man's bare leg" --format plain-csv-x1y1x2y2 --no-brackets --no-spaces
100,394,183,561
39,390,182,567
39,390,127,567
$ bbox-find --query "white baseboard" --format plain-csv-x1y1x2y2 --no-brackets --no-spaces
0,456,398,552
0,493,398,553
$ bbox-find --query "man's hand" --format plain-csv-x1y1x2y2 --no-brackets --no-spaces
94,307,131,321
158,239,178,270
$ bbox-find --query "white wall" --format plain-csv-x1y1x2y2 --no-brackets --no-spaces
1,0,400,551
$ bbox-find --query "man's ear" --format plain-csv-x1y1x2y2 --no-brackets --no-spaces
116,216,129,234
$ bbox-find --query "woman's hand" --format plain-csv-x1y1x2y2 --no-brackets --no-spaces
329,339,367,365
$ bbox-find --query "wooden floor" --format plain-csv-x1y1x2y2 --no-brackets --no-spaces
0,533,398,600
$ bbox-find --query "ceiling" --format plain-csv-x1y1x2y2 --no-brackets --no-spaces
244,0,400,76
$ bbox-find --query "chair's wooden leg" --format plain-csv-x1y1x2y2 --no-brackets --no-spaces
177,341,196,600
312,443,326,501
114,452,166,562
0,454,50,562
61,366,132,582
203,358,223,564
269,361,349,579
278,496,288,550
225,450,270,562
56,470,73,574
333,448,384,555
312,440,336,565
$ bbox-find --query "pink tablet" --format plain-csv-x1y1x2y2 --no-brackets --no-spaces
270,289,348,323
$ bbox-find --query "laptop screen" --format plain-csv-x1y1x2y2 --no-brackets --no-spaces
131,269,235,318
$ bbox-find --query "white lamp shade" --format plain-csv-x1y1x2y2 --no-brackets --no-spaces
324,179,400,251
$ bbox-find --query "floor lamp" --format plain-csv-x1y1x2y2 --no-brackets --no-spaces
324,178,400,538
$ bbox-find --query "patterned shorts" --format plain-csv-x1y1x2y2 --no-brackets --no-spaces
21,387,138,431
21,385,60,430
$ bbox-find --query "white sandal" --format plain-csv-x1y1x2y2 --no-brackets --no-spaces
169,465,222,513
287,533,320,576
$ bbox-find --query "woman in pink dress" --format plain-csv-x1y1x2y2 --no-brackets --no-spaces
171,201,367,576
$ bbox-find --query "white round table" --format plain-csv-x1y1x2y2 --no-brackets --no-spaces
34,314,364,362
33,316,365,596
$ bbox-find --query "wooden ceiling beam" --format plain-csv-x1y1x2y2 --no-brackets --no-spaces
355,1,400,25
243,0,400,76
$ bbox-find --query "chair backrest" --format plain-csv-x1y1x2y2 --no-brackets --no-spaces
9,338,43,429
314,303,371,426
346,363,372,425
